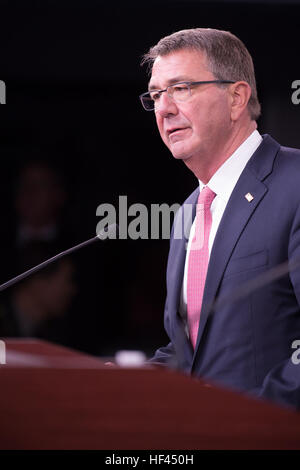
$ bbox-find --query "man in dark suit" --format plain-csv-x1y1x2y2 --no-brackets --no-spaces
139,28,300,409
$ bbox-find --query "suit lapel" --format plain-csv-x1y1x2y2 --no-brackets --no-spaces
170,191,198,310
168,191,198,365
192,134,281,359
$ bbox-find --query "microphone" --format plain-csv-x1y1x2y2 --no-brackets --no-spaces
0,223,118,293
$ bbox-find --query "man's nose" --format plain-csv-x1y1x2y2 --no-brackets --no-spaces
155,91,178,117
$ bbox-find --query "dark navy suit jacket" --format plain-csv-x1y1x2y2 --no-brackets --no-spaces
151,134,300,410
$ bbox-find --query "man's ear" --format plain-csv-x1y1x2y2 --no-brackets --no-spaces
229,81,252,121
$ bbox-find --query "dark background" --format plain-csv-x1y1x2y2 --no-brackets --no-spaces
0,0,299,357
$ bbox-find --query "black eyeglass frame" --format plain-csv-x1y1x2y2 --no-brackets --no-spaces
139,80,235,111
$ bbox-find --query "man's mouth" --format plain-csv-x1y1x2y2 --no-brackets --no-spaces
167,127,189,140
167,127,187,135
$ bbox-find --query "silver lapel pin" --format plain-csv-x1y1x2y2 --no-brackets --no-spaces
245,192,254,202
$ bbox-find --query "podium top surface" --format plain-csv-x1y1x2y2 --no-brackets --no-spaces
1,338,106,368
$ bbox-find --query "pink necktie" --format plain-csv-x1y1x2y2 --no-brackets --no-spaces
187,186,216,349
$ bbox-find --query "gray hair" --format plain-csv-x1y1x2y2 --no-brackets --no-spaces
142,28,261,121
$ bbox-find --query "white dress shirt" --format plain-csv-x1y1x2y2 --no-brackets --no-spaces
180,129,263,319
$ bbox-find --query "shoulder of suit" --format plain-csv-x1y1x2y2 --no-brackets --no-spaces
279,144,300,159
263,133,300,160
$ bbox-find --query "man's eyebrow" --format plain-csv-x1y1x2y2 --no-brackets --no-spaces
148,76,192,91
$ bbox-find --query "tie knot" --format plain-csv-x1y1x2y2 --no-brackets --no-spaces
197,186,216,208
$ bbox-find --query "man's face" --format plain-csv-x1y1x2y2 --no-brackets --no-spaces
149,49,232,163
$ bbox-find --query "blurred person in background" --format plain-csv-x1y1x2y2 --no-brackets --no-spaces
0,158,124,355
0,241,77,343
0,159,71,285
14,160,68,246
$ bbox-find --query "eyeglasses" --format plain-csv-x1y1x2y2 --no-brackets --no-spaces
139,80,235,111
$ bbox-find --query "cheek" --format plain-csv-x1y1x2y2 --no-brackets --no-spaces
155,113,162,130
191,100,227,136
155,115,168,143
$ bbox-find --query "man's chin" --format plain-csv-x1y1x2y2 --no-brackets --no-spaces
170,148,191,161
168,141,192,161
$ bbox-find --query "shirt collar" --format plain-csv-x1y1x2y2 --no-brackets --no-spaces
199,129,263,203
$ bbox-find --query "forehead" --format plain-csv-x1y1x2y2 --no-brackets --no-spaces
149,48,212,89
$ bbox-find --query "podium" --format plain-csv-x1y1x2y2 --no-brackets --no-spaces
0,339,300,450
